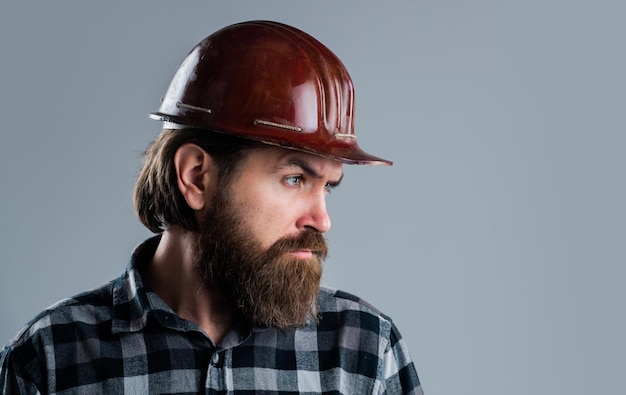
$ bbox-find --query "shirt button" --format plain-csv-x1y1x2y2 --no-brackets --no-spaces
211,353,220,365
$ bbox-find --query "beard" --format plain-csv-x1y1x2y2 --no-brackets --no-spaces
192,187,328,329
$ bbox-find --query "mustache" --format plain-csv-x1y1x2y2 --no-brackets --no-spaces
265,230,328,260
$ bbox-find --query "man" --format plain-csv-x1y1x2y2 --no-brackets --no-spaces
0,21,422,394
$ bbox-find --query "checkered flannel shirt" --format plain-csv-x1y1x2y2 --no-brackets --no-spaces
1,237,423,394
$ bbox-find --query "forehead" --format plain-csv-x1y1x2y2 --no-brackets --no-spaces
245,146,344,178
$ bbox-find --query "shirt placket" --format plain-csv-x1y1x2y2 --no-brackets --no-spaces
205,348,229,394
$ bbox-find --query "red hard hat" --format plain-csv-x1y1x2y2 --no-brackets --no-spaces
150,20,392,166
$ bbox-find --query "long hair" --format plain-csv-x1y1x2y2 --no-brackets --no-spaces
133,128,262,233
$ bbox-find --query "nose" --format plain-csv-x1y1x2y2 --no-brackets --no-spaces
296,194,331,233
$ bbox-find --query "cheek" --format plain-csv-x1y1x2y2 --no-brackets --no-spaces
241,188,298,248
234,187,293,247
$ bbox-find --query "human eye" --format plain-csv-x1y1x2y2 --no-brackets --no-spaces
284,175,303,187
324,182,333,194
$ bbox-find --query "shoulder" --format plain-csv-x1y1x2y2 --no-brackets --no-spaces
318,285,392,320
2,279,117,351
317,286,414,356
0,280,117,391
317,287,423,394
317,286,397,339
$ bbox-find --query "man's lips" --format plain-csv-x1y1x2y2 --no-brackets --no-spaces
288,249,314,259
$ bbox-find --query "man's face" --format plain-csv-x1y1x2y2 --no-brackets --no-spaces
193,146,344,328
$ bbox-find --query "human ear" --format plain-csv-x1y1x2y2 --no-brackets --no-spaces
173,143,215,211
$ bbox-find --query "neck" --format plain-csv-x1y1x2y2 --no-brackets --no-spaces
144,226,235,345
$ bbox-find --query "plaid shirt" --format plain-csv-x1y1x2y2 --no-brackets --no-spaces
1,237,423,394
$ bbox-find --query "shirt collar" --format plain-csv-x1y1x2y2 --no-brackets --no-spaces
111,236,160,334
111,235,199,334
109,236,253,348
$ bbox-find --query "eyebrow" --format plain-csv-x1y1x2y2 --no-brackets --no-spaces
278,158,344,188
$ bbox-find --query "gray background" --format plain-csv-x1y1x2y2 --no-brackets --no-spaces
1,1,624,394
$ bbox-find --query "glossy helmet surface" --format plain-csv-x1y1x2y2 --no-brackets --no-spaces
150,20,392,165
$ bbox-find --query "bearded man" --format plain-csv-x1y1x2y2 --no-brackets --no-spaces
0,21,423,394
